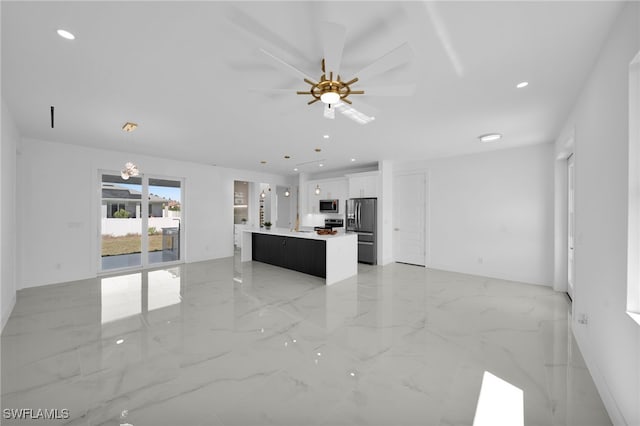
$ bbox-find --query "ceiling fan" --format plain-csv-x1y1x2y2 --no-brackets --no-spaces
247,20,415,124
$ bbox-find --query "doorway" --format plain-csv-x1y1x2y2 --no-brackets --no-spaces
567,154,575,300
100,172,184,272
393,172,427,266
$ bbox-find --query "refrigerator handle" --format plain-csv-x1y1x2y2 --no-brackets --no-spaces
354,202,358,228
354,202,357,227
357,202,361,228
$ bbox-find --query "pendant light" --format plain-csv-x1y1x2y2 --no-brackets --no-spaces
120,122,140,180
284,188,290,197
315,185,321,195
260,190,266,199
120,162,139,180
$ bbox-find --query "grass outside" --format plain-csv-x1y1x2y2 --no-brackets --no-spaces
102,234,164,257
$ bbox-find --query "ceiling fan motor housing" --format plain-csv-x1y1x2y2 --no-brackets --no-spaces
298,60,364,105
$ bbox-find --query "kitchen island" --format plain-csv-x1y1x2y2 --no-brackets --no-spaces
241,228,357,285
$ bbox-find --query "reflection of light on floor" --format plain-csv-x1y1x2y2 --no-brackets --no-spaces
473,371,524,426
101,273,142,323
148,268,181,310
101,268,181,323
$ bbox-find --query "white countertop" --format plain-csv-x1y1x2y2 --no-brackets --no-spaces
243,227,356,241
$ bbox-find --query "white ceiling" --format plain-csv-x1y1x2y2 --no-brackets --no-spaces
1,1,623,175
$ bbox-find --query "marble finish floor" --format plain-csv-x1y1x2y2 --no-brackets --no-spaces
1,257,610,426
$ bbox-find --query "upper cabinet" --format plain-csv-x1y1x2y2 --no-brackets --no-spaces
347,171,379,198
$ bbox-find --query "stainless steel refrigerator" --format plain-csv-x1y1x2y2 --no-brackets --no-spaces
346,198,377,264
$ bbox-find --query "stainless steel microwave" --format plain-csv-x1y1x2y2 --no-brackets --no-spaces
319,199,339,213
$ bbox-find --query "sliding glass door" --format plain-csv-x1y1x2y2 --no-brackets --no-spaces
148,178,182,265
101,173,144,271
100,172,183,272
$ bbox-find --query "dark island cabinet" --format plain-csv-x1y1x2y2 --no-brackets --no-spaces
252,233,326,278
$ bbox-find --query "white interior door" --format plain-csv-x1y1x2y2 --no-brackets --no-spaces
567,154,575,299
393,172,426,266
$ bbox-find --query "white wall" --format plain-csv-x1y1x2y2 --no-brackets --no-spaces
556,3,640,424
396,143,554,286
17,137,289,289
1,99,18,331
379,160,394,265
275,186,291,228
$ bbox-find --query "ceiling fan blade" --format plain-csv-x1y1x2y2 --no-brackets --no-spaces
228,6,312,63
248,88,299,93
357,84,416,96
259,48,317,83
321,22,347,78
334,101,376,125
354,42,413,81
324,104,336,120
345,6,408,53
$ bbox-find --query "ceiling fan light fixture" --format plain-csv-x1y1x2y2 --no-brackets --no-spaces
320,91,340,104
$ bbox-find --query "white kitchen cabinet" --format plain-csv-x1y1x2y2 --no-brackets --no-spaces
347,172,379,198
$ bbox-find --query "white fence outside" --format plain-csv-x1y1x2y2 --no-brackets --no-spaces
102,217,180,237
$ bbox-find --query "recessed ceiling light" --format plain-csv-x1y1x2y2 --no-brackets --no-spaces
319,163,324,167
516,81,529,89
56,29,75,40
350,158,356,162
323,134,330,139
293,168,298,172
478,133,502,142
116,339,124,345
